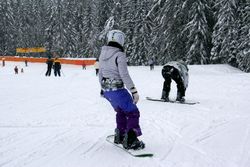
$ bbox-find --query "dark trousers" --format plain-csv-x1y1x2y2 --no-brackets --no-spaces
45,67,52,76
95,69,99,76
54,69,61,77
162,68,186,97
150,64,154,70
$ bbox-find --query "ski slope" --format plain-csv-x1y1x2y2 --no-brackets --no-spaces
0,62,250,167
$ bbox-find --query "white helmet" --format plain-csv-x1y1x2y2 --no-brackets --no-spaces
107,30,125,47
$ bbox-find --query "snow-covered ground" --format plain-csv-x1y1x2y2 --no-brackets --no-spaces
0,62,250,167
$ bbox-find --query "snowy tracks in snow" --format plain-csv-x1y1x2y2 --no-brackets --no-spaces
0,126,105,167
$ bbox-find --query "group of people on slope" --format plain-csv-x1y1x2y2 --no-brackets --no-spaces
14,66,24,74
45,53,100,77
45,53,62,77
98,30,189,150
2,58,27,74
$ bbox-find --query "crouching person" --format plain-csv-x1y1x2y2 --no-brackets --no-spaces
161,60,189,102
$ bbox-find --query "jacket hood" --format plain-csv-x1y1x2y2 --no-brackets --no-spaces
100,46,121,61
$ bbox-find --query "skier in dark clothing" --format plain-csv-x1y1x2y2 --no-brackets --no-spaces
161,60,189,102
148,57,155,70
45,55,54,76
94,58,99,76
14,66,18,74
2,58,5,67
99,30,145,150
53,58,61,77
25,60,28,67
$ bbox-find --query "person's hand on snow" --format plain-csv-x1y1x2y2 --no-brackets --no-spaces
130,87,139,104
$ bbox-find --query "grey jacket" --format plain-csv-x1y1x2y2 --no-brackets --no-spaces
99,46,135,90
164,61,189,88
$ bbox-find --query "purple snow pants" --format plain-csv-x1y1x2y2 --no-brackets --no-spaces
103,88,142,136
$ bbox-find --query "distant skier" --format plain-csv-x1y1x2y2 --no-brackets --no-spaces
82,62,86,70
94,58,99,76
25,60,28,67
148,57,155,70
53,57,61,77
45,55,54,76
2,57,5,67
161,60,189,102
14,66,18,74
99,30,145,150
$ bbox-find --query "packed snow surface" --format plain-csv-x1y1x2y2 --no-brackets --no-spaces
1,62,250,167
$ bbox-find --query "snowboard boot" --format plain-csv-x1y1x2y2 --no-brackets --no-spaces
123,129,145,150
114,128,124,144
161,90,169,102
176,91,185,103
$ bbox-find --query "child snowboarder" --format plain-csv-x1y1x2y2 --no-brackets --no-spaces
99,30,145,150
161,60,189,102
14,66,18,74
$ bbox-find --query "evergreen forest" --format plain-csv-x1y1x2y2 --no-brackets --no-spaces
0,0,249,72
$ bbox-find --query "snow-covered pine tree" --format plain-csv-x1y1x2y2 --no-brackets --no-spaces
140,0,156,65
126,0,153,65
0,2,4,54
0,1,8,55
45,0,63,53
18,0,37,49
60,0,79,57
183,0,211,64
1,0,249,72
74,0,89,58
211,0,238,64
81,0,99,58
144,0,167,65
153,0,187,64
44,0,73,56
33,0,48,49
236,0,250,72
14,0,26,51
0,0,17,55
120,0,139,64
